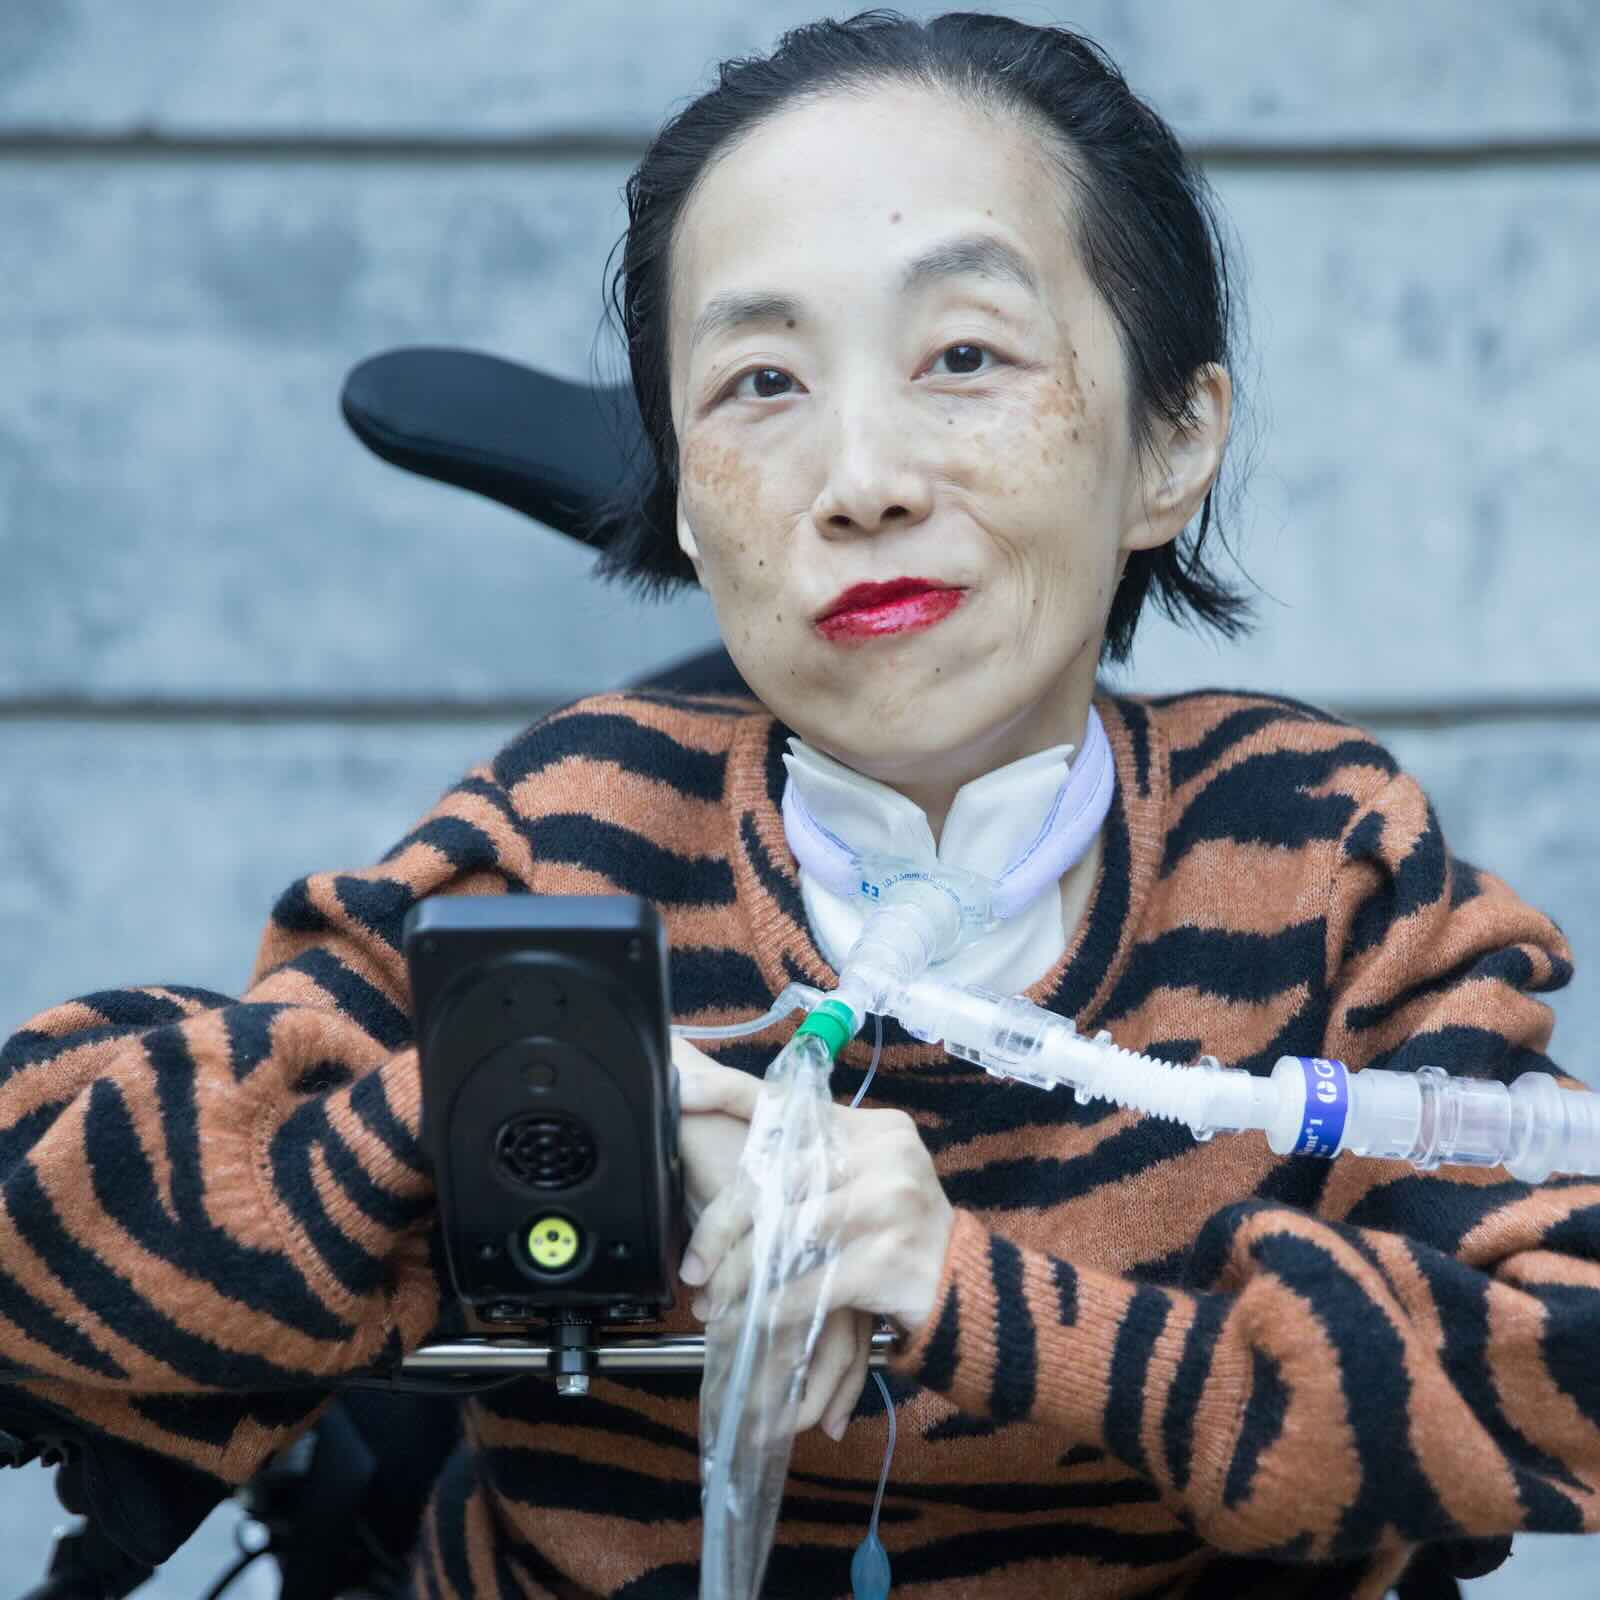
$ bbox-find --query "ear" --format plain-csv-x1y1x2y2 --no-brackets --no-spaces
1122,363,1232,554
675,498,703,572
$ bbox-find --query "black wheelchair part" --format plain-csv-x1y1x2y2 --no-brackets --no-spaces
2,347,1501,1598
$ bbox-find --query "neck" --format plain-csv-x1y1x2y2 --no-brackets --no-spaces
1058,819,1104,941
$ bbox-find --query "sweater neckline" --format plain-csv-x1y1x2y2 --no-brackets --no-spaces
724,694,1169,1030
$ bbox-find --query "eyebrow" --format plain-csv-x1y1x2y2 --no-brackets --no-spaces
688,232,1039,353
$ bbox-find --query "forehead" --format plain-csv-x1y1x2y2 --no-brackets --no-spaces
668,82,1082,343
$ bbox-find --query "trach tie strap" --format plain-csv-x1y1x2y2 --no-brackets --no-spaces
782,705,1114,921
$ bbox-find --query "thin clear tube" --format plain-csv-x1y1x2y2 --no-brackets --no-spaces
848,1370,895,1600
674,983,825,1041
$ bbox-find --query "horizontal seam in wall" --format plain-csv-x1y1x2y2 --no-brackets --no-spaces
0,131,1598,169
3,696,1600,730
0,697,566,725
0,131,648,162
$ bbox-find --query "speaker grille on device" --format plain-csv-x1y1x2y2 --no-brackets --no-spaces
495,1114,598,1190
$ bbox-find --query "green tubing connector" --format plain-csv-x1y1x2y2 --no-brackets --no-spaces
793,998,858,1062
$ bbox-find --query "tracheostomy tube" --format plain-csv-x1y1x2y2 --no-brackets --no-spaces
678,849,1600,1183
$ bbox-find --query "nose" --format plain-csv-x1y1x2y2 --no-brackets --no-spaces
808,400,934,540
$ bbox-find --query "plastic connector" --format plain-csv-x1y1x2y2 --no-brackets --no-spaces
793,1000,857,1062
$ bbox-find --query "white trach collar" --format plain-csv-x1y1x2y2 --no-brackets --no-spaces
779,708,1115,989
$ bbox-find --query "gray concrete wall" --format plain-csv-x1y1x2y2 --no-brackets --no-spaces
2,4,1599,1593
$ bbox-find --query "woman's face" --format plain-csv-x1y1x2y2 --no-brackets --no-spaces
667,82,1205,800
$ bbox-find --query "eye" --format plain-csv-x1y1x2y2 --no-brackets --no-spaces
928,342,999,378
716,343,1003,404
723,366,796,402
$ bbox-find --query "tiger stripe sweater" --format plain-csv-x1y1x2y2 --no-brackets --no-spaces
2,687,1598,1598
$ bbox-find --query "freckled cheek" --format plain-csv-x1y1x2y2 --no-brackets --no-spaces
965,383,1107,487
964,424,1092,507
682,459,752,550
681,486,791,628
681,433,766,525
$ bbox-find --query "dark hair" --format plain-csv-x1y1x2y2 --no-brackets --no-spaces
586,8,1251,663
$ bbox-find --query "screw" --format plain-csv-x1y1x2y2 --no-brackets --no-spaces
555,1374,590,1398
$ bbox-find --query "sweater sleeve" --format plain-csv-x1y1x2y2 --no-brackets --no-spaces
888,769,1600,1563
0,759,535,1487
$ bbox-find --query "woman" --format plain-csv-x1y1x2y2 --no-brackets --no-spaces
2,12,1595,1598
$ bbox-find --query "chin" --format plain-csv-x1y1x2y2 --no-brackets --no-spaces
743,659,991,759
808,708,990,776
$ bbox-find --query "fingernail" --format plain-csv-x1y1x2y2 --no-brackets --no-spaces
824,1417,846,1441
681,1251,707,1286
691,1295,708,1321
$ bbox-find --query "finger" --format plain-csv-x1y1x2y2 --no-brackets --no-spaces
670,1033,717,1072
683,1110,851,1285
819,1311,874,1440
692,1228,752,1320
800,1309,870,1436
795,1309,858,1434
695,1210,844,1321
825,1101,926,1141
696,1229,813,1324
693,1164,869,1315
682,1178,756,1288
751,1320,822,1455
672,1039,763,1119
707,1179,860,1294
677,1108,751,1223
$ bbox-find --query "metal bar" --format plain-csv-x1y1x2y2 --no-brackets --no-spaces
401,1329,898,1375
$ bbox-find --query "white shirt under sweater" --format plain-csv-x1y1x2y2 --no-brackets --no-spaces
780,736,1080,994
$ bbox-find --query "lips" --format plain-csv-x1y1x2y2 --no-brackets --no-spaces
814,577,966,642
816,577,958,622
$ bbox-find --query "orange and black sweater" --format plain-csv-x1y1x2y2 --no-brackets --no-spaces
2,688,1598,1597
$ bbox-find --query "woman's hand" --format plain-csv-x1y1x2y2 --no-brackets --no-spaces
673,1045,905,1438
671,1034,750,1226
676,1057,955,1427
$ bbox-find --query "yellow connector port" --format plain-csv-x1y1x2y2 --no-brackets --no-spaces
525,1215,581,1272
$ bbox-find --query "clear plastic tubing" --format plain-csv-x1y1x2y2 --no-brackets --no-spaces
674,855,1600,1184
675,982,827,1041
870,974,1600,1184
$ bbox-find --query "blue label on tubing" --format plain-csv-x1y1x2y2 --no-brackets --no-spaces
1292,1057,1349,1157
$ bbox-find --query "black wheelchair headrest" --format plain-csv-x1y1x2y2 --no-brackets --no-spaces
340,346,751,698
340,347,646,546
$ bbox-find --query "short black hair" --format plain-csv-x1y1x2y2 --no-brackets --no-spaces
586,8,1252,664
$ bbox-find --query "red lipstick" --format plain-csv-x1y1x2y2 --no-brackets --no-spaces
814,578,966,642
